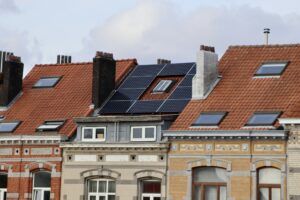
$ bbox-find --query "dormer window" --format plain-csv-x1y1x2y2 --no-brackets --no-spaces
131,126,156,141
0,121,20,133
36,120,65,132
245,112,281,126
255,62,288,76
152,80,173,93
33,77,61,88
192,112,227,126
82,127,106,142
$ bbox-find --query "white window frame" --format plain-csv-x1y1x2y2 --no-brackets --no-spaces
152,80,173,93
87,179,116,200
141,180,161,200
32,171,51,200
0,189,6,200
130,126,156,142
82,127,106,142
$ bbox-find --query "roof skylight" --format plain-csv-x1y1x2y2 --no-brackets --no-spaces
0,121,20,132
245,112,280,126
33,77,61,88
152,80,173,93
255,62,288,76
36,120,65,131
192,112,227,126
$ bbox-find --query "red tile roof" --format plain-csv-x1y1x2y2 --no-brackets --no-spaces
0,59,137,136
170,44,300,131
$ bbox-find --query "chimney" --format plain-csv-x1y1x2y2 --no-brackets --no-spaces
92,51,116,108
0,53,24,107
264,28,270,45
192,45,219,99
57,55,72,64
157,58,171,65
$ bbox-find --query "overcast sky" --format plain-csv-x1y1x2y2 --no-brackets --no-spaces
1,0,300,75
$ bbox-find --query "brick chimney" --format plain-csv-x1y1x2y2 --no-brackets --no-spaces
192,45,219,99
0,53,24,106
57,55,72,64
92,51,116,108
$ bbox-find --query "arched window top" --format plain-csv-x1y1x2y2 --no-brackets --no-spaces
34,171,51,188
193,167,227,183
258,167,281,185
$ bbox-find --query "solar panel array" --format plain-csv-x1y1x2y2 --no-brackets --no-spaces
99,62,196,114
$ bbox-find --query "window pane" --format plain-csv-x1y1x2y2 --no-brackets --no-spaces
193,185,201,200
259,188,269,200
98,181,107,193
34,171,51,188
108,181,116,193
34,77,60,87
0,122,19,132
83,129,93,139
272,188,280,200
145,128,155,139
89,181,97,193
132,128,142,139
0,174,7,188
89,196,96,200
96,128,105,140
33,190,42,200
256,63,287,75
44,191,50,200
205,186,217,200
193,113,226,126
99,196,105,200
143,197,150,200
154,198,161,200
220,186,227,200
108,195,115,200
247,113,279,126
193,168,227,183
143,181,161,193
153,80,173,92
259,168,281,184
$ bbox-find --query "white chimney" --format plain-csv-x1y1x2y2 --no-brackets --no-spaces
192,45,219,99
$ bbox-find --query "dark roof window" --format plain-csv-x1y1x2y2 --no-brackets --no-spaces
192,112,227,126
245,112,281,126
152,80,173,93
255,62,288,76
36,120,65,131
0,121,20,132
33,77,61,88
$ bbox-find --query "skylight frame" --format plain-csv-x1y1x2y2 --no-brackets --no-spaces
192,112,228,126
36,120,65,132
0,121,21,133
254,61,289,76
33,76,62,88
245,112,281,126
152,80,174,93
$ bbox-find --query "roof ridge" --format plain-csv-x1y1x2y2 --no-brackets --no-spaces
229,43,300,49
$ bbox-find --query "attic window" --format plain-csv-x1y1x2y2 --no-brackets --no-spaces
255,62,288,76
245,112,281,126
33,77,61,88
36,120,65,131
192,112,227,126
0,121,20,133
152,80,173,93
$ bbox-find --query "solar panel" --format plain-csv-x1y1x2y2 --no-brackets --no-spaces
128,100,164,113
110,89,144,100
130,64,165,77
158,100,189,113
169,87,192,99
179,75,194,87
99,101,134,114
120,76,154,89
158,63,194,76
188,65,196,74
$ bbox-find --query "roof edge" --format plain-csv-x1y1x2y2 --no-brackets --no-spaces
229,43,300,49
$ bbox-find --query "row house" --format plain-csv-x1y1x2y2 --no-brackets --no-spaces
0,51,137,200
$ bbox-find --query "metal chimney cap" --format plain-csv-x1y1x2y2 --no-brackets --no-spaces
264,28,270,34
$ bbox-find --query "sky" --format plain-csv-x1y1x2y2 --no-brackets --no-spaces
1,0,300,75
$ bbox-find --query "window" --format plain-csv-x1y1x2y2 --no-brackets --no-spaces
0,173,7,200
131,126,156,141
255,62,288,76
36,121,65,132
33,77,61,88
82,127,106,141
245,112,280,126
258,168,281,200
88,179,116,200
152,80,173,93
141,180,161,200
33,171,51,200
193,167,227,200
0,121,20,133
192,112,227,126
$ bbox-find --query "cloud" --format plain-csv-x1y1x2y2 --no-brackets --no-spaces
0,0,19,14
83,0,300,64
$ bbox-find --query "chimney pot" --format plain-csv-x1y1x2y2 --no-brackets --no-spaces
57,55,72,64
95,51,114,60
157,58,171,65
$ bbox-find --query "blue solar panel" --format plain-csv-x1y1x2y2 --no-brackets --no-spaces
188,65,196,74
169,87,192,99
130,64,165,77
128,100,164,113
179,75,194,87
158,100,189,113
99,101,134,114
120,76,154,89
158,63,194,76
110,89,144,100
